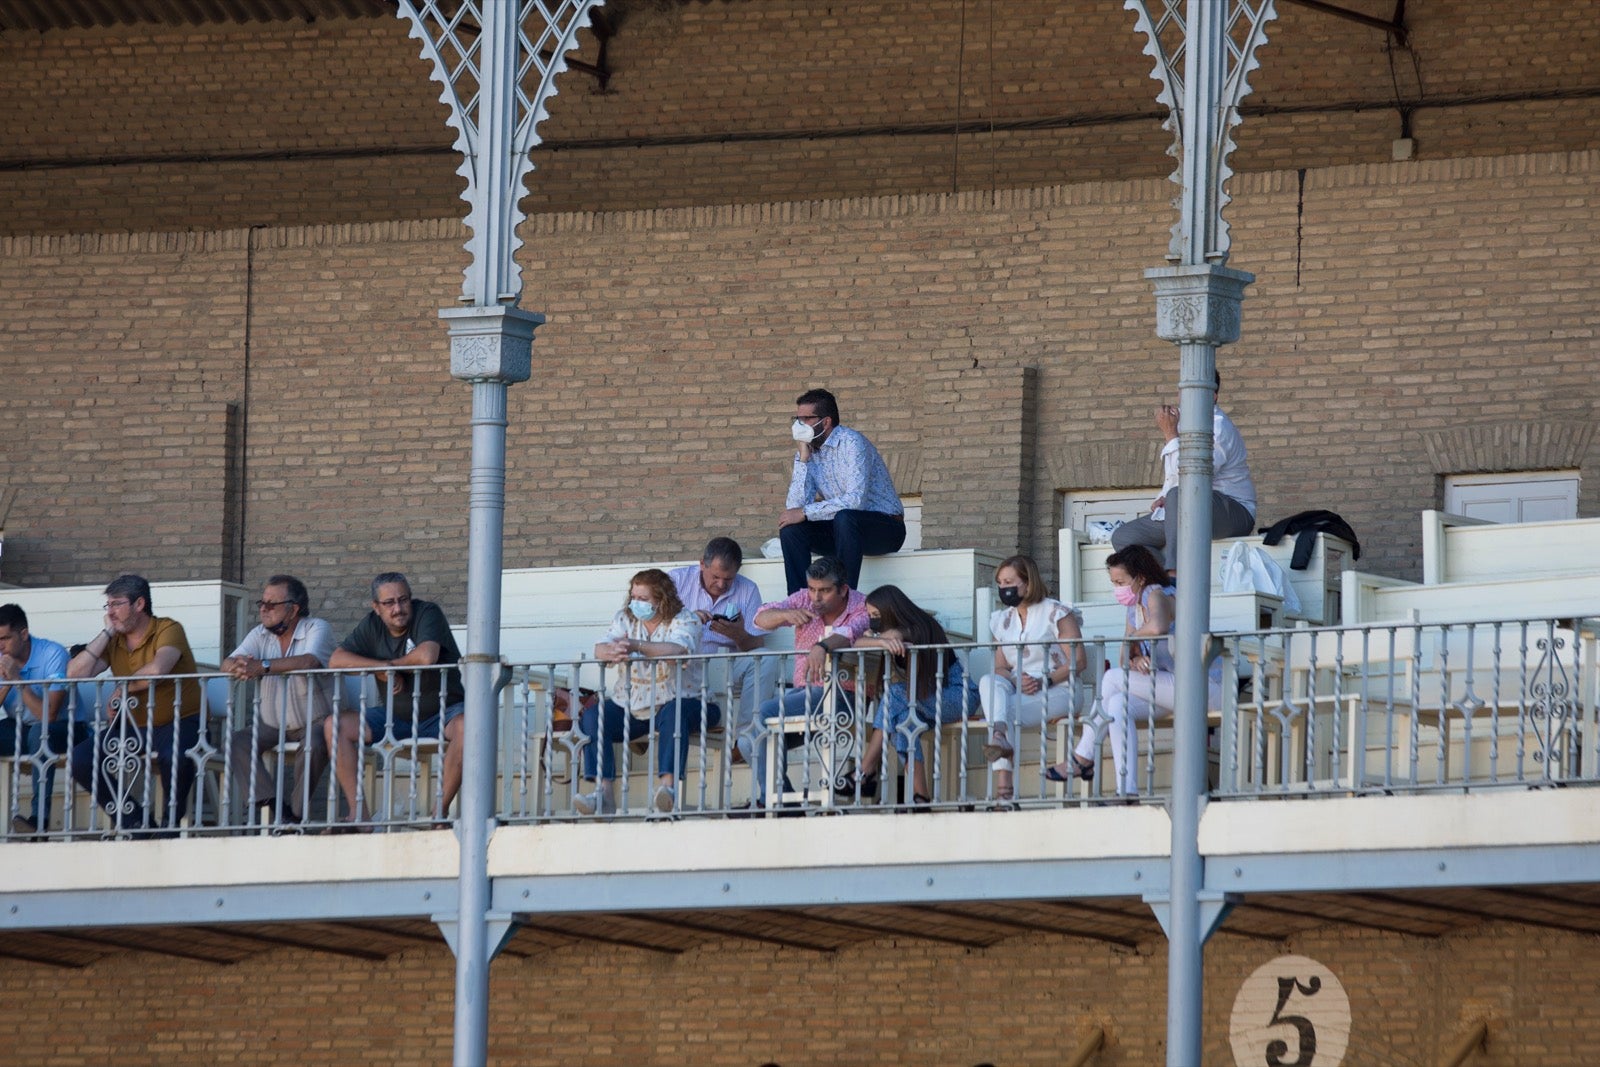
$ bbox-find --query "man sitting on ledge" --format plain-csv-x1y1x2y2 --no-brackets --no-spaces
1111,370,1256,572
778,387,906,594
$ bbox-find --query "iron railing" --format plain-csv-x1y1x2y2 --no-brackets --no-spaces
2,615,1593,839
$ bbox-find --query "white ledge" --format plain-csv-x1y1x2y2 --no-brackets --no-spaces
1200,789,1600,856
488,807,1172,879
0,831,459,894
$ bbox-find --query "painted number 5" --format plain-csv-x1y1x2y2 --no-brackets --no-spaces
1229,955,1349,1067
1265,975,1322,1067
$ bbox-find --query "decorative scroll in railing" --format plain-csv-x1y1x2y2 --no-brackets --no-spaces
1215,616,1596,796
2,616,1592,839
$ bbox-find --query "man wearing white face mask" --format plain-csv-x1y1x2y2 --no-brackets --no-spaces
778,387,906,594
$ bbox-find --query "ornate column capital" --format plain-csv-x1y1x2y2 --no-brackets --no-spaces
440,305,545,383
1145,264,1255,346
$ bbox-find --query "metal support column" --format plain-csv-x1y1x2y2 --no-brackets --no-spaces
1124,1,1276,1062
441,306,542,1067
397,1,607,1062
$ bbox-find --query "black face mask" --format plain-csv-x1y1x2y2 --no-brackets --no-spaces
997,586,1024,608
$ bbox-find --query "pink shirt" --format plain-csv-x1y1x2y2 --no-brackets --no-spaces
758,588,872,688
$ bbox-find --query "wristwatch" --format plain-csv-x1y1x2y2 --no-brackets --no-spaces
260,659,273,676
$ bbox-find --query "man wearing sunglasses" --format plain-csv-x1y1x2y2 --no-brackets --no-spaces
221,575,335,830
326,572,464,828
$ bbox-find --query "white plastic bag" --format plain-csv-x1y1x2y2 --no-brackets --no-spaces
1086,519,1123,545
1219,541,1301,615
760,537,784,559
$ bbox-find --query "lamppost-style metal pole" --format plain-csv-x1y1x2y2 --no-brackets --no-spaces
397,2,606,1062
1125,2,1275,1062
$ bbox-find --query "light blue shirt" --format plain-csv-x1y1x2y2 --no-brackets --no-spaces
668,564,765,653
0,635,69,726
785,425,903,521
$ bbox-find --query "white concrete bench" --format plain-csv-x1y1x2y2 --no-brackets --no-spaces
473,548,1004,667
1244,568,1600,789
1058,527,1351,627
0,580,250,668
1422,510,1600,585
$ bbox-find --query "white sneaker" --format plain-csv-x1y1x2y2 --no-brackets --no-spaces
651,785,676,813
573,788,615,815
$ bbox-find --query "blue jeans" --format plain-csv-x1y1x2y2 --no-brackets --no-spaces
0,718,76,829
752,685,857,803
874,661,976,755
69,714,203,832
781,508,906,593
579,697,719,781
361,701,465,743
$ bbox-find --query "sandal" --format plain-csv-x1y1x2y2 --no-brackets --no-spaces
834,771,880,802
981,730,1013,763
1045,757,1096,783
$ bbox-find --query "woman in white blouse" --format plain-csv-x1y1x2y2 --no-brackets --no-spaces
574,568,718,816
977,555,1086,802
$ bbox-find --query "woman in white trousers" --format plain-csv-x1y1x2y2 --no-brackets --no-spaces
977,554,1086,802
1058,545,1220,795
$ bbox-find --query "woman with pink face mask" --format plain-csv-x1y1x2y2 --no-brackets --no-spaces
1052,545,1217,795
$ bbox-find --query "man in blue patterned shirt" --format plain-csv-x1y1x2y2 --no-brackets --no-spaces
778,388,906,593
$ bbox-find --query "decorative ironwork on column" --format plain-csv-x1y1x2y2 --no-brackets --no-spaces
1148,263,1254,346
1125,0,1277,265
398,0,607,308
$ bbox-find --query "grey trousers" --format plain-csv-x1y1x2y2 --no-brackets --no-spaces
1111,491,1255,569
228,718,329,821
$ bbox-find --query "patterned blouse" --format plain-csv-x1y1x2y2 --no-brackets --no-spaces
601,609,704,717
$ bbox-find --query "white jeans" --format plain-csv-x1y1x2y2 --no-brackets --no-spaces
1074,667,1222,795
978,672,1080,772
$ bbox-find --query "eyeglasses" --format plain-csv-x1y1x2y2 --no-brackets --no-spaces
103,599,130,611
376,596,413,609
255,599,293,611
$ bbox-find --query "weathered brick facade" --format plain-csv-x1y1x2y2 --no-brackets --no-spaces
0,921,1593,1064
2,4,1599,1060
3,1,1597,233
2,151,1596,627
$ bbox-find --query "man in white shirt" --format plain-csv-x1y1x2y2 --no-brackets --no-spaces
222,574,336,828
667,538,777,776
1112,371,1257,570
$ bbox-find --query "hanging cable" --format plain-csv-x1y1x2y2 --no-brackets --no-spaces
986,0,997,199
952,0,968,194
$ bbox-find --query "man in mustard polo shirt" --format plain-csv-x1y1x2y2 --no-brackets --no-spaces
68,574,202,833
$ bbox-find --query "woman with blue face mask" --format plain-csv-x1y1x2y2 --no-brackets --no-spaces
573,568,718,816
977,554,1086,804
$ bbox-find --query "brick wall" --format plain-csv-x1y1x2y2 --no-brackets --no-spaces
2,0,1597,234
0,231,246,587
0,919,1591,1063
2,148,1597,628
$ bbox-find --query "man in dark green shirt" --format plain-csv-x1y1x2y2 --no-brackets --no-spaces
325,572,464,828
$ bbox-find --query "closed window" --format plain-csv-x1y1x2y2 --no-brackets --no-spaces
1443,471,1579,523
1061,488,1159,531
